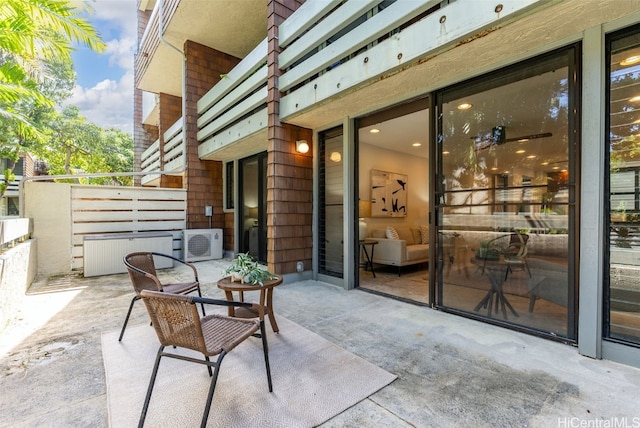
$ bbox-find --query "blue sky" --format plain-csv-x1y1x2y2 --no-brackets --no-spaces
65,0,137,133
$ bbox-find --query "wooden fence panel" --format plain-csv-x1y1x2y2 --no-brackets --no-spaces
70,185,187,271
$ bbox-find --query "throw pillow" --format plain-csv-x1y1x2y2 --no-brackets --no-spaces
385,226,399,240
411,228,422,246
419,225,429,244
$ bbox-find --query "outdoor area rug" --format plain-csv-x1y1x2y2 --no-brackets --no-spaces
101,316,396,427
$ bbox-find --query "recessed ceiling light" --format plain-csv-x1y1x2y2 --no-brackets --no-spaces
503,170,510,174
629,96,640,102
518,139,529,143
527,155,536,159
621,55,640,66
552,166,560,170
541,162,549,165
412,142,422,147
516,149,526,154
369,128,380,134
442,151,450,155
457,102,473,110
561,169,567,172
491,167,498,171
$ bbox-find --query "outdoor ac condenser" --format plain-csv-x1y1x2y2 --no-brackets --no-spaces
182,229,223,262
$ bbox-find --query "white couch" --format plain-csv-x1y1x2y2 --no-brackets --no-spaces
367,226,429,275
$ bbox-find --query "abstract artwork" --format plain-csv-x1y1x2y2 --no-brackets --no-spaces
370,169,407,217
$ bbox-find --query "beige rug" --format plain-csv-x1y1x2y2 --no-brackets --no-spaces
102,316,396,427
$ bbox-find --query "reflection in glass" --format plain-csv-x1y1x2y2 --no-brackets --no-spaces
437,50,574,338
607,30,640,344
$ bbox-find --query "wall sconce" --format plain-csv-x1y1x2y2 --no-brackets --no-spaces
295,140,309,154
329,152,341,163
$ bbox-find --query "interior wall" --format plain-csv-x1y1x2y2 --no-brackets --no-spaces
359,143,429,231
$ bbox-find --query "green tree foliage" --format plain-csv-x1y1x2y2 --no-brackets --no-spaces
34,106,133,186
0,0,134,192
0,0,105,123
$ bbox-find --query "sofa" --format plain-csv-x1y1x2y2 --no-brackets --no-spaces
367,225,429,275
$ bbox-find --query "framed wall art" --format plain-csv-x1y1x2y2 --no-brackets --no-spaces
370,169,407,217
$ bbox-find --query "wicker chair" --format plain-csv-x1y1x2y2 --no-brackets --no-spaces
503,232,532,280
119,252,205,341
138,289,273,428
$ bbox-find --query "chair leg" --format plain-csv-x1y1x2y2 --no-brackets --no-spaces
204,355,213,377
259,320,273,392
200,352,226,428
138,346,165,428
119,295,140,341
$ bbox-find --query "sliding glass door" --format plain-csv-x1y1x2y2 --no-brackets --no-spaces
606,26,640,345
434,46,579,339
239,152,267,263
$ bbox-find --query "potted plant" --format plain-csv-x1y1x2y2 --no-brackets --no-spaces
225,253,277,286
475,240,500,260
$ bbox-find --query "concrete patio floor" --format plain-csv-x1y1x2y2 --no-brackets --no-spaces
1,258,640,427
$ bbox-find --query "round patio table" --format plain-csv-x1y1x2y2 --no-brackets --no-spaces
217,275,283,333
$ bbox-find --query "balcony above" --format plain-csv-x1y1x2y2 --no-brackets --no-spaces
141,118,184,186
197,40,268,162
136,0,267,97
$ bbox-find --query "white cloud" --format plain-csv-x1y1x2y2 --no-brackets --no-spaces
105,36,135,71
67,0,138,133
65,70,134,133
83,0,138,39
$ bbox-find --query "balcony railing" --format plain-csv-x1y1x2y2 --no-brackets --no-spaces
278,0,550,120
163,118,184,172
196,39,268,160
140,117,185,186
4,175,23,197
141,139,160,185
135,0,180,89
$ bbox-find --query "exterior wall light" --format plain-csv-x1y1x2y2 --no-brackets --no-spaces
296,140,309,153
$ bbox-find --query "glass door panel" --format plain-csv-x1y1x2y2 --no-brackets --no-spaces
319,127,344,277
435,47,578,339
239,152,267,263
606,28,640,345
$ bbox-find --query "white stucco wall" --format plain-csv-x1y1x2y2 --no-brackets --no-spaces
0,239,37,331
23,181,72,276
359,142,429,230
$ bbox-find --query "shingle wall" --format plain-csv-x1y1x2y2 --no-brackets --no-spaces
267,0,313,275
183,41,240,244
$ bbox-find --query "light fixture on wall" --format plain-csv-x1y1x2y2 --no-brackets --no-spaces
295,140,309,153
329,152,341,162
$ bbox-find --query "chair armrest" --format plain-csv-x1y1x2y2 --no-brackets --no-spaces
373,238,407,263
191,296,265,320
150,251,199,281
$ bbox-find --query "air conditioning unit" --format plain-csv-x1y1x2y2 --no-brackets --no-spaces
183,229,223,262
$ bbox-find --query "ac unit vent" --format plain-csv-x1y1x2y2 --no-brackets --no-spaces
183,229,223,262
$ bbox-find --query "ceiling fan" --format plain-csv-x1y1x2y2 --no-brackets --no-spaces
473,126,552,151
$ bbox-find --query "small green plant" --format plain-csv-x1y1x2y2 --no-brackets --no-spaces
475,240,500,260
225,253,277,286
